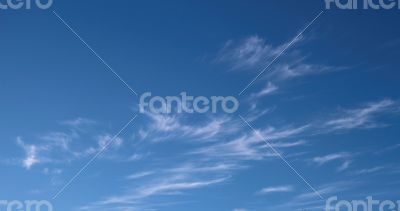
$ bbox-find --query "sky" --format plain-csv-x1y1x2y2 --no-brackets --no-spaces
1,0,400,211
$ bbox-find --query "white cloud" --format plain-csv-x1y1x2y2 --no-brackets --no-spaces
81,158,234,210
39,132,76,151
17,137,40,169
126,171,154,180
13,120,127,169
83,176,229,210
15,133,78,169
61,117,96,128
258,186,293,194
268,140,307,148
85,134,124,155
337,160,352,172
270,181,358,211
168,163,241,174
355,166,385,175
43,168,63,175
312,152,350,166
127,153,146,162
250,82,278,99
375,144,400,154
218,35,300,70
269,62,335,81
135,177,228,199
193,124,309,161
325,99,398,130
218,35,336,83
311,152,353,172
139,112,237,142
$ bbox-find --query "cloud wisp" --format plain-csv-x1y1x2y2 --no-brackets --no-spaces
218,35,337,83
324,99,398,131
257,185,294,195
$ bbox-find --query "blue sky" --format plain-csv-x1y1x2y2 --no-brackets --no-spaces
1,0,400,211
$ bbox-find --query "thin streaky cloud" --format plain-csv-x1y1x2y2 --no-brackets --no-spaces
192,124,309,161
238,10,324,96
140,112,237,142
219,34,338,82
269,180,358,211
312,152,350,166
52,114,138,200
126,171,154,180
239,115,324,200
355,166,385,175
249,82,278,99
375,144,400,154
325,99,398,130
16,137,40,170
258,185,294,194
267,140,307,148
83,176,229,209
168,163,241,174
60,117,97,128
52,10,138,96
337,160,352,172
39,132,76,151
135,177,228,199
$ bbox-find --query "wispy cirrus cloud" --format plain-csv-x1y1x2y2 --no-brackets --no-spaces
39,132,77,151
83,134,124,157
80,157,240,210
217,35,336,81
258,185,293,194
193,124,309,161
81,174,229,210
13,118,128,170
269,180,359,211
17,137,41,169
138,112,239,142
249,82,278,99
311,152,353,172
16,134,79,169
355,166,385,175
126,171,154,180
312,152,350,166
375,144,400,154
244,104,275,123
60,117,97,129
135,177,228,199
168,163,241,174
217,35,301,71
337,160,352,172
324,99,398,131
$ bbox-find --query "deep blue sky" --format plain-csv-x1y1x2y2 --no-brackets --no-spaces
1,1,400,211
